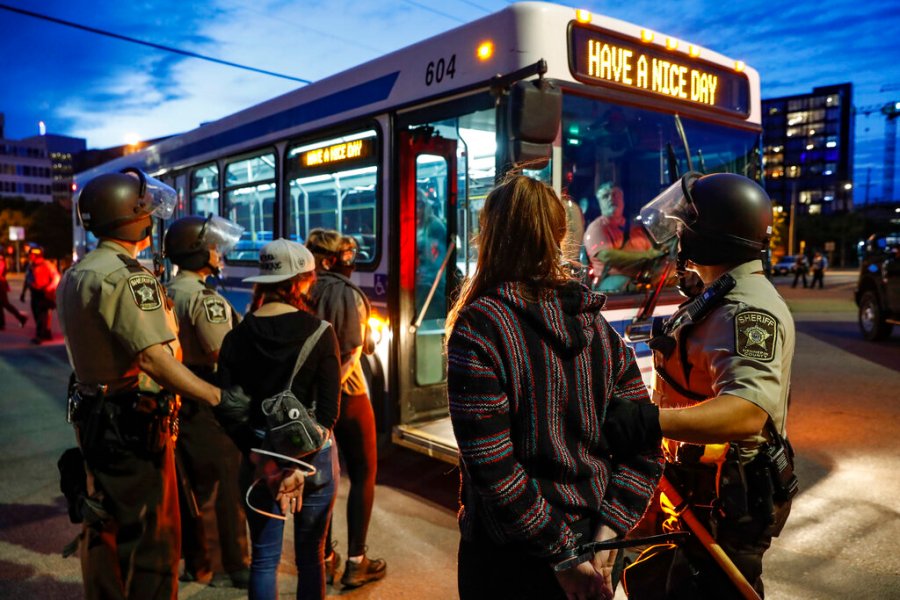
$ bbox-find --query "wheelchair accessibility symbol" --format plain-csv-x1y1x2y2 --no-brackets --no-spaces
373,274,388,299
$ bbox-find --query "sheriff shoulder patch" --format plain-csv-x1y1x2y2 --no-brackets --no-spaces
734,310,778,362
128,274,162,311
202,296,228,323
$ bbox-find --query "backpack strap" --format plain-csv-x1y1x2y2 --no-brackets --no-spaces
285,320,332,409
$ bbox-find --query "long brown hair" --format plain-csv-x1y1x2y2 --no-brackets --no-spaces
447,174,570,332
250,271,316,312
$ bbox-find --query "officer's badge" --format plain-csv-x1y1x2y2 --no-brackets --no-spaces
735,310,778,362
128,274,162,311
202,296,228,324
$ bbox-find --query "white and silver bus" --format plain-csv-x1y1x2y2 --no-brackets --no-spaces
73,2,763,462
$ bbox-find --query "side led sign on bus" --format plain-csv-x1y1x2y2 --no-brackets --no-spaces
569,24,750,118
301,138,374,168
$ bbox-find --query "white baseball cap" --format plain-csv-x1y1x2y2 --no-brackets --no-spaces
243,238,315,283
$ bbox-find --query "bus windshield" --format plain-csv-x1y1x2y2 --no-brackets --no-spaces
561,93,761,297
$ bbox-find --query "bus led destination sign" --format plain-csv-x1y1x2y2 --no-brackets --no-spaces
302,138,373,168
569,24,750,117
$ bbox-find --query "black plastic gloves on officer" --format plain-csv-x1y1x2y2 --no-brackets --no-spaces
214,385,252,437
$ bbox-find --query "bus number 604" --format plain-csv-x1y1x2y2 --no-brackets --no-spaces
425,55,456,86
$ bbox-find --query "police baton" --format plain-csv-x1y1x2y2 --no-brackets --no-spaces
658,476,762,600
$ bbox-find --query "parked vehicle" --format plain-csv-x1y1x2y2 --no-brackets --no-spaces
773,254,799,276
855,234,900,340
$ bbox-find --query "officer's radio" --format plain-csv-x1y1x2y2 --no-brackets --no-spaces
762,435,799,502
637,273,737,359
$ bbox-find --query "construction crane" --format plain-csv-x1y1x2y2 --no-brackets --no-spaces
856,89,900,203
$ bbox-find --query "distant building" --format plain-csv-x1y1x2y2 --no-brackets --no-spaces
0,116,86,205
762,83,854,215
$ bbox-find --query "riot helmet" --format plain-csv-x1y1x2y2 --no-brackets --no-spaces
76,168,177,242
640,172,772,266
164,215,244,273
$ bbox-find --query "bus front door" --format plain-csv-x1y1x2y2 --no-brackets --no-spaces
393,129,459,463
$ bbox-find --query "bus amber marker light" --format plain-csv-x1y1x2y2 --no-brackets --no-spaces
665,37,678,51
575,9,592,24
476,41,494,61
689,44,701,58
640,29,654,43
734,60,746,72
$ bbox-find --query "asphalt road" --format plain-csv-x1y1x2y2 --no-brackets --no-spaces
0,270,897,599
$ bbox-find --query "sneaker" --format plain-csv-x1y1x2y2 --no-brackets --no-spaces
30,337,42,345
341,555,386,588
18,315,27,328
325,550,341,585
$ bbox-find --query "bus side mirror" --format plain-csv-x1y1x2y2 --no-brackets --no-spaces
507,79,561,169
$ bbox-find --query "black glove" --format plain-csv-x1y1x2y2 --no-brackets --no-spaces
213,385,251,437
602,397,662,459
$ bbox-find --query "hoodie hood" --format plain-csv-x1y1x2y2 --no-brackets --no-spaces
239,311,323,363
486,281,606,353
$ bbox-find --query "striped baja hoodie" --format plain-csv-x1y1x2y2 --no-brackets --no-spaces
448,281,664,558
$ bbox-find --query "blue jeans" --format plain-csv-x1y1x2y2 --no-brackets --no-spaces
241,442,339,600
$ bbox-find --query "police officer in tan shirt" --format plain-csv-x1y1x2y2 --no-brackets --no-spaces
164,215,250,587
605,173,797,598
57,170,249,600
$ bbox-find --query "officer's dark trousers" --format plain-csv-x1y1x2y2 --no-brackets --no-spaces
30,294,52,339
811,270,824,289
82,440,180,600
177,399,248,577
629,464,791,599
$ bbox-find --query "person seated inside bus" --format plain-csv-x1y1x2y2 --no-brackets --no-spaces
583,183,664,293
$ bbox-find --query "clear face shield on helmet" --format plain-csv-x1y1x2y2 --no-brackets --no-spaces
121,167,177,220
199,215,245,255
638,172,702,245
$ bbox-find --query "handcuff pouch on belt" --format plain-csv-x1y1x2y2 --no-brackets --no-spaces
71,384,179,459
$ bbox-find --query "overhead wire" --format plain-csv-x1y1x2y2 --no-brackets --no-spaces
230,0,388,54
400,0,468,24
0,2,312,84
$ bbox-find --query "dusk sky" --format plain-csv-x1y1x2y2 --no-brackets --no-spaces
1,0,899,201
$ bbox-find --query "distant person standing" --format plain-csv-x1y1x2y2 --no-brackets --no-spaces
307,228,386,589
791,253,809,289
810,251,827,289
0,256,28,330
20,245,59,344
164,215,251,588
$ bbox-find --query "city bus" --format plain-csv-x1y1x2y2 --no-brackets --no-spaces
73,1,763,463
